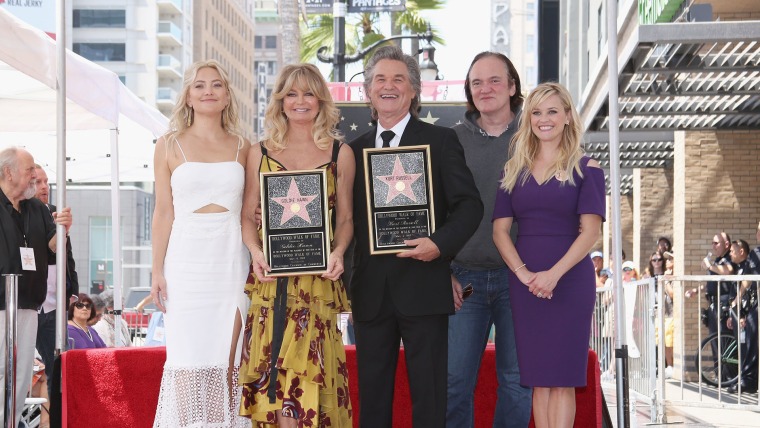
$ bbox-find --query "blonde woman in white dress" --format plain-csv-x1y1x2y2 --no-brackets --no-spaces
151,60,250,427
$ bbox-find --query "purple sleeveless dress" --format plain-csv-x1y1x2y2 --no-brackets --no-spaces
493,156,606,387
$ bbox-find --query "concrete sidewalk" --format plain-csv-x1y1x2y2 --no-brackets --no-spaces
603,381,760,427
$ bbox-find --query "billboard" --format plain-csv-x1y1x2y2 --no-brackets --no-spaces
305,0,406,14
0,0,57,37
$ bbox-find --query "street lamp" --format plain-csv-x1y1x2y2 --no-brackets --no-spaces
317,22,435,82
419,43,439,81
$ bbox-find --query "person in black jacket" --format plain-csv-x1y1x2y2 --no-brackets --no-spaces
349,45,483,427
34,165,79,397
0,147,71,426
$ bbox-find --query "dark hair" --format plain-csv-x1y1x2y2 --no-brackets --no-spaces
733,239,749,255
648,251,664,276
657,237,672,252
464,51,524,113
68,293,97,322
363,45,421,120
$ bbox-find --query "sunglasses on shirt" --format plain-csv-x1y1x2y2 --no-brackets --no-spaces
462,284,474,300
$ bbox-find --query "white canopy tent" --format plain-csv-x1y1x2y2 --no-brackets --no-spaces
0,8,168,347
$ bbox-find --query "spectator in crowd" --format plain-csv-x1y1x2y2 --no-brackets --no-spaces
67,293,106,349
661,251,677,377
644,250,665,278
33,164,79,398
92,289,133,347
349,45,482,427
657,237,672,255
726,239,758,393
687,232,735,336
0,147,71,426
446,51,531,428
591,250,604,286
30,352,50,428
89,293,105,326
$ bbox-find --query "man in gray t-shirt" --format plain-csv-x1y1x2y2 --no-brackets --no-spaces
446,52,532,428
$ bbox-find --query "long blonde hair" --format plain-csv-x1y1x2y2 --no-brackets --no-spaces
167,60,242,137
263,63,343,151
500,82,584,192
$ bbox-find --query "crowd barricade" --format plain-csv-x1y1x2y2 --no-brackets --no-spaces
591,277,657,423
659,274,760,420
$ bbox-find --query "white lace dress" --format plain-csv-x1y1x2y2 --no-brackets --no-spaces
153,141,249,428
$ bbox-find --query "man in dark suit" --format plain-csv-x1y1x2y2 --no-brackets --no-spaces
34,165,78,397
349,45,483,428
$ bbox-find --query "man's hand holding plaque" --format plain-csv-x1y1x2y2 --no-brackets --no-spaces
363,145,436,254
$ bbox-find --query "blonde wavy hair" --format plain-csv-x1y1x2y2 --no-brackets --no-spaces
500,82,584,192
263,63,343,151
166,60,242,138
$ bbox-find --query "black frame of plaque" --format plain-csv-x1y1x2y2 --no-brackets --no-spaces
363,145,435,255
260,169,330,276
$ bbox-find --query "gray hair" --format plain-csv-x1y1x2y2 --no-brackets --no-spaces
0,147,20,180
99,289,115,309
363,45,422,120
90,294,106,312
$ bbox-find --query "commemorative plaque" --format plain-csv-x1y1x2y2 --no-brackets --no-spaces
363,145,435,254
260,169,330,276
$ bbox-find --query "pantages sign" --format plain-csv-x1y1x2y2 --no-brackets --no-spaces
304,0,406,14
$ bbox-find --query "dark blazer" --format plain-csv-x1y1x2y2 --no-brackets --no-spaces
350,117,483,322
47,204,79,298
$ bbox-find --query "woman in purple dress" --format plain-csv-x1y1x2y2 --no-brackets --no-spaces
67,293,107,349
492,82,605,427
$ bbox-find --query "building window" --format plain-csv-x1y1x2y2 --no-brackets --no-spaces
526,35,535,52
73,43,126,61
73,9,126,28
118,75,126,85
254,61,277,76
265,36,277,49
254,35,262,49
89,217,114,293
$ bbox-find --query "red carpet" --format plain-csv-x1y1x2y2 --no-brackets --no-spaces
62,345,600,427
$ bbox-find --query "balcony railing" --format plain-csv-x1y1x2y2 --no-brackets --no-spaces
157,0,182,14
156,87,178,104
157,54,182,78
157,21,182,45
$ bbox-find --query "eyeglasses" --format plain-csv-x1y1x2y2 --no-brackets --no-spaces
462,284,474,300
623,268,633,272
74,302,92,310
651,258,663,262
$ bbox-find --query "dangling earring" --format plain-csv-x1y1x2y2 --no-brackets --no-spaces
186,107,194,127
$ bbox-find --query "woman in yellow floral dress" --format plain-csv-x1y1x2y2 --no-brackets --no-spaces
240,63,354,427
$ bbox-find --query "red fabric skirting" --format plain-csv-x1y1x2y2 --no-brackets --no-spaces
61,345,600,427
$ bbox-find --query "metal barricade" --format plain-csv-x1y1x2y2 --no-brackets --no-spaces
658,274,760,419
592,277,657,422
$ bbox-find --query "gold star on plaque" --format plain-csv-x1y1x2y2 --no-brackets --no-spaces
350,123,358,131
420,111,439,124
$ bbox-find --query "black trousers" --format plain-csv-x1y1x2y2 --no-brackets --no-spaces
353,287,448,428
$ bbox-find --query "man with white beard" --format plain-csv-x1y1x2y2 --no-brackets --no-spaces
0,147,71,426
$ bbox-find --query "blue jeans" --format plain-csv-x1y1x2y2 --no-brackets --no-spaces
446,264,532,428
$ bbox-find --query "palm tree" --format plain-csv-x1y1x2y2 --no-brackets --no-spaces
300,0,446,71
279,0,301,65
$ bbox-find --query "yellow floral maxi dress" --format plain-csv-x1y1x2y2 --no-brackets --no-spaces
239,143,352,427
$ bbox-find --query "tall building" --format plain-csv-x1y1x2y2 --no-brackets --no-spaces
193,0,256,139
253,0,281,139
70,0,193,118
559,0,760,380
490,0,539,90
